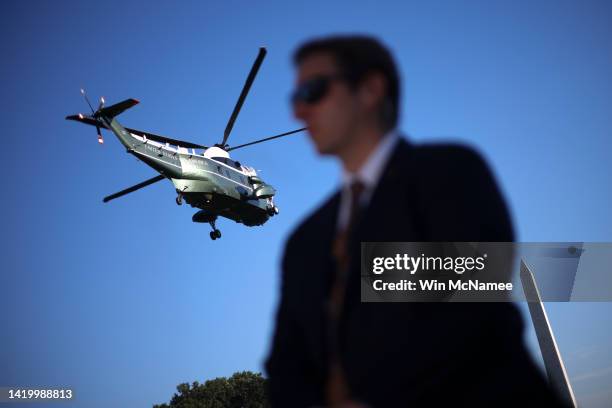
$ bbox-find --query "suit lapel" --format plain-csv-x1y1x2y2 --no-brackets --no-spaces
300,191,341,369
356,138,417,241
318,191,342,291
340,139,420,318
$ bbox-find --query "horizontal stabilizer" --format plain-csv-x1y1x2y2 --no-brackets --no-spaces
99,98,139,118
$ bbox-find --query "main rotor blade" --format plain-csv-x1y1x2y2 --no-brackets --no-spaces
227,127,306,151
103,174,166,203
221,47,267,147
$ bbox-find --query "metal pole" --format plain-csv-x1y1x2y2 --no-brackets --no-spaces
520,259,577,407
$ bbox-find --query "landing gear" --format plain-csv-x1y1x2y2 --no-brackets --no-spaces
176,187,188,206
209,220,221,240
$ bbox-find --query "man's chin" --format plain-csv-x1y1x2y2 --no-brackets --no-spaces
308,133,340,156
313,144,336,156
308,138,332,156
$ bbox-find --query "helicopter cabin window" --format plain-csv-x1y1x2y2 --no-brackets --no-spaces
212,157,242,170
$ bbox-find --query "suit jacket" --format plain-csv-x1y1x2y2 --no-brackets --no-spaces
265,138,560,407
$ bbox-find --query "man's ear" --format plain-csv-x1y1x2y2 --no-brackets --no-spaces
357,72,387,111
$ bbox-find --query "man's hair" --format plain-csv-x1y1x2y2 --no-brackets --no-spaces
294,35,400,130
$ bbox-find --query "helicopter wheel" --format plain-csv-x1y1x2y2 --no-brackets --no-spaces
208,220,221,240
274,206,279,215
176,194,183,206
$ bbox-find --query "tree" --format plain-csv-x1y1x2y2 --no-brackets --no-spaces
153,371,270,408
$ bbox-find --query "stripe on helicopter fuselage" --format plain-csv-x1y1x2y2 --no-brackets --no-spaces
133,150,255,193
132,150,182,169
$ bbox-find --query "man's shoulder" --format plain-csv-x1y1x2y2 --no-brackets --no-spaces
396,138,489,172
387,139,494,189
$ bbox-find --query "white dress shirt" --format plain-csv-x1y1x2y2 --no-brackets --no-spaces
337,130,400,230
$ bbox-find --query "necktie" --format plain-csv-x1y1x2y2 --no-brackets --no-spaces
327,179,365,406
333,180,366,278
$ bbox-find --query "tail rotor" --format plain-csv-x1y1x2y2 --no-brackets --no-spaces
80,88,105,144
80,88,95,114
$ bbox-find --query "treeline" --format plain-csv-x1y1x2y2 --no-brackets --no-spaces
153,371,269,408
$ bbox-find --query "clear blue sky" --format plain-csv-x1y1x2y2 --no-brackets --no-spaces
1,0,611,407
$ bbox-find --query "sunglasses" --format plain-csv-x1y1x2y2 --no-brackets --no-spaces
291,74,347,106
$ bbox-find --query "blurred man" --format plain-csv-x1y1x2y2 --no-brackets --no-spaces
266,35,559,407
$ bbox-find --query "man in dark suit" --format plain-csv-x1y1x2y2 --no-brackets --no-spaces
265,35,560,407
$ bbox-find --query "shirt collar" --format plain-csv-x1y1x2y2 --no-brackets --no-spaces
336,130,399,230
341,129,399,190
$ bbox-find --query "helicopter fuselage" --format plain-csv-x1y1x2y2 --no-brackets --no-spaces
101,115,275,227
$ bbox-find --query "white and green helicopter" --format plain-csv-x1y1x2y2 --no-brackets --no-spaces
67,48,305,240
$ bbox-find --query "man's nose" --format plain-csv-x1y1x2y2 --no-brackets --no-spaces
293,100,310,122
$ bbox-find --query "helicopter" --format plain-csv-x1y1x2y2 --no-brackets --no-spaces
66,47,305,240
